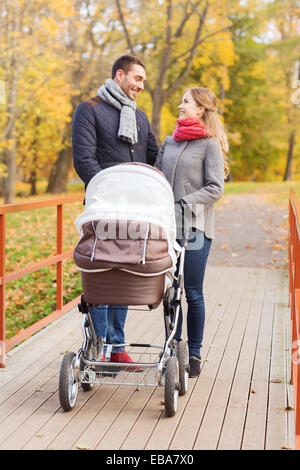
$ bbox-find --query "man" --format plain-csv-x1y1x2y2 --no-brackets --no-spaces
72,55,159,366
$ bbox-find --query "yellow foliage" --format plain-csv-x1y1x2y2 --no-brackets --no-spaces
161,106,177,139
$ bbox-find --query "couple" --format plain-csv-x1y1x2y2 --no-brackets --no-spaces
72,54,229,378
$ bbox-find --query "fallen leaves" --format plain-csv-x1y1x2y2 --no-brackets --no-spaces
76,443,91,450
272,244,286,251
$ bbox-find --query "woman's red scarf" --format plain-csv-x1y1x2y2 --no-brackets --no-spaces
173,118,210,141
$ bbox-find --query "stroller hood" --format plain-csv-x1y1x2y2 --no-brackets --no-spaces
75,163,178,254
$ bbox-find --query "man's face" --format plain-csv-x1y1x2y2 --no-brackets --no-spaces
114,64,147,101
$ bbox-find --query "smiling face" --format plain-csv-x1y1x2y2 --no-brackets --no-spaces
178,90,204,120
114,64,147,101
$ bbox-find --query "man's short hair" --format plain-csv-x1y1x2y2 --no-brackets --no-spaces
112,55,145,78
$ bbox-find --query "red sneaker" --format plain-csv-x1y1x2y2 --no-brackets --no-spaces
110,351,143,372
95,352,105,361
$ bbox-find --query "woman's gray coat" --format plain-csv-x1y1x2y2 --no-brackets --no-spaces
155,136,224,239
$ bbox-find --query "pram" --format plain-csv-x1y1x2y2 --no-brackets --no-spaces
58,162,189,417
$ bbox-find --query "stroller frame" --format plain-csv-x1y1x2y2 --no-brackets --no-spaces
59,232,190,418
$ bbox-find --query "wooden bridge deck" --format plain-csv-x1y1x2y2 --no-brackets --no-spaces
0,266,295,450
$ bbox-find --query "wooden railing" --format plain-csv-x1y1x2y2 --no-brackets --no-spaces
0,194,84,367
289,189,300,449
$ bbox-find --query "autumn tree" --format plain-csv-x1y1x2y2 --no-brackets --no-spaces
265,0,300,180
114,0,234,143
46,0,115,193
0,0,76,202
221,11,282,180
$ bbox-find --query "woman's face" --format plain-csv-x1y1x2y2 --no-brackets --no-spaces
178,91,204,120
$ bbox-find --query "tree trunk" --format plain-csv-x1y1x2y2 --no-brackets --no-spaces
30,169,37,196
283,130,296,181
2,135,16,203
46,144,73,193
151,91,164,145
2,4,19,204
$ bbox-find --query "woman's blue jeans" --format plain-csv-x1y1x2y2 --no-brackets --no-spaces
173,229,212,359
89,305,128,352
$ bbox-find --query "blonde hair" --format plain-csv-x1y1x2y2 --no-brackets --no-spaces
189,87,230,177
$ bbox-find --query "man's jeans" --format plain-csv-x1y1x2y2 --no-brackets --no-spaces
173,229,212,358
89,305,128,352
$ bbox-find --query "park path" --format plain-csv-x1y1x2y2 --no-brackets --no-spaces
209,193,288,270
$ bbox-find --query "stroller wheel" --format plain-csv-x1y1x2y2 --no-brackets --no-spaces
164,356,179,417
176,341,189,396
59,352,79,411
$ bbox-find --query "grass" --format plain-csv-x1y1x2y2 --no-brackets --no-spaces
2,179,299,340
223,180,300,206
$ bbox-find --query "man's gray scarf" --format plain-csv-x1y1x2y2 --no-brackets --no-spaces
97,78,138,144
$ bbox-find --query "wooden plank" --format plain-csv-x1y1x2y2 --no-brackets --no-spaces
0,307,82,390
266,270,293,450
217,269,274,449
121,268,237,450
284,273,296,450
193,268,264,450
120,387,164,450
168,268,252,450
160,268,251,450
0,330,82,428
23,385,115,451
95,388,156,450
50,386,136,451
241,271,278,450
124,267,246,450
0,332,83,449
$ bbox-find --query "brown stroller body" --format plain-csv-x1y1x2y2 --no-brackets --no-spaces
59,163,189,417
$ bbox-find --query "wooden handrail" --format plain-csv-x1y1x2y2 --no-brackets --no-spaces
0,194,84,367
289,189,300,449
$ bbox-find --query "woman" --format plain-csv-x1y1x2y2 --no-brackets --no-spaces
155,87,229,377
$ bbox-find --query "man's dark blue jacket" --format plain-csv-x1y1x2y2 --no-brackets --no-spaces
72,96,159,186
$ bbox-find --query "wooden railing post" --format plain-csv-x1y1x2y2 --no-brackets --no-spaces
56,204,63,311
0,213,5,368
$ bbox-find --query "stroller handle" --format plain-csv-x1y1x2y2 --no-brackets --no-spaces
176,201,191,249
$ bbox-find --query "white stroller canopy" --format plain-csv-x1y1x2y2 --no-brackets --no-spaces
75,163,178,250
